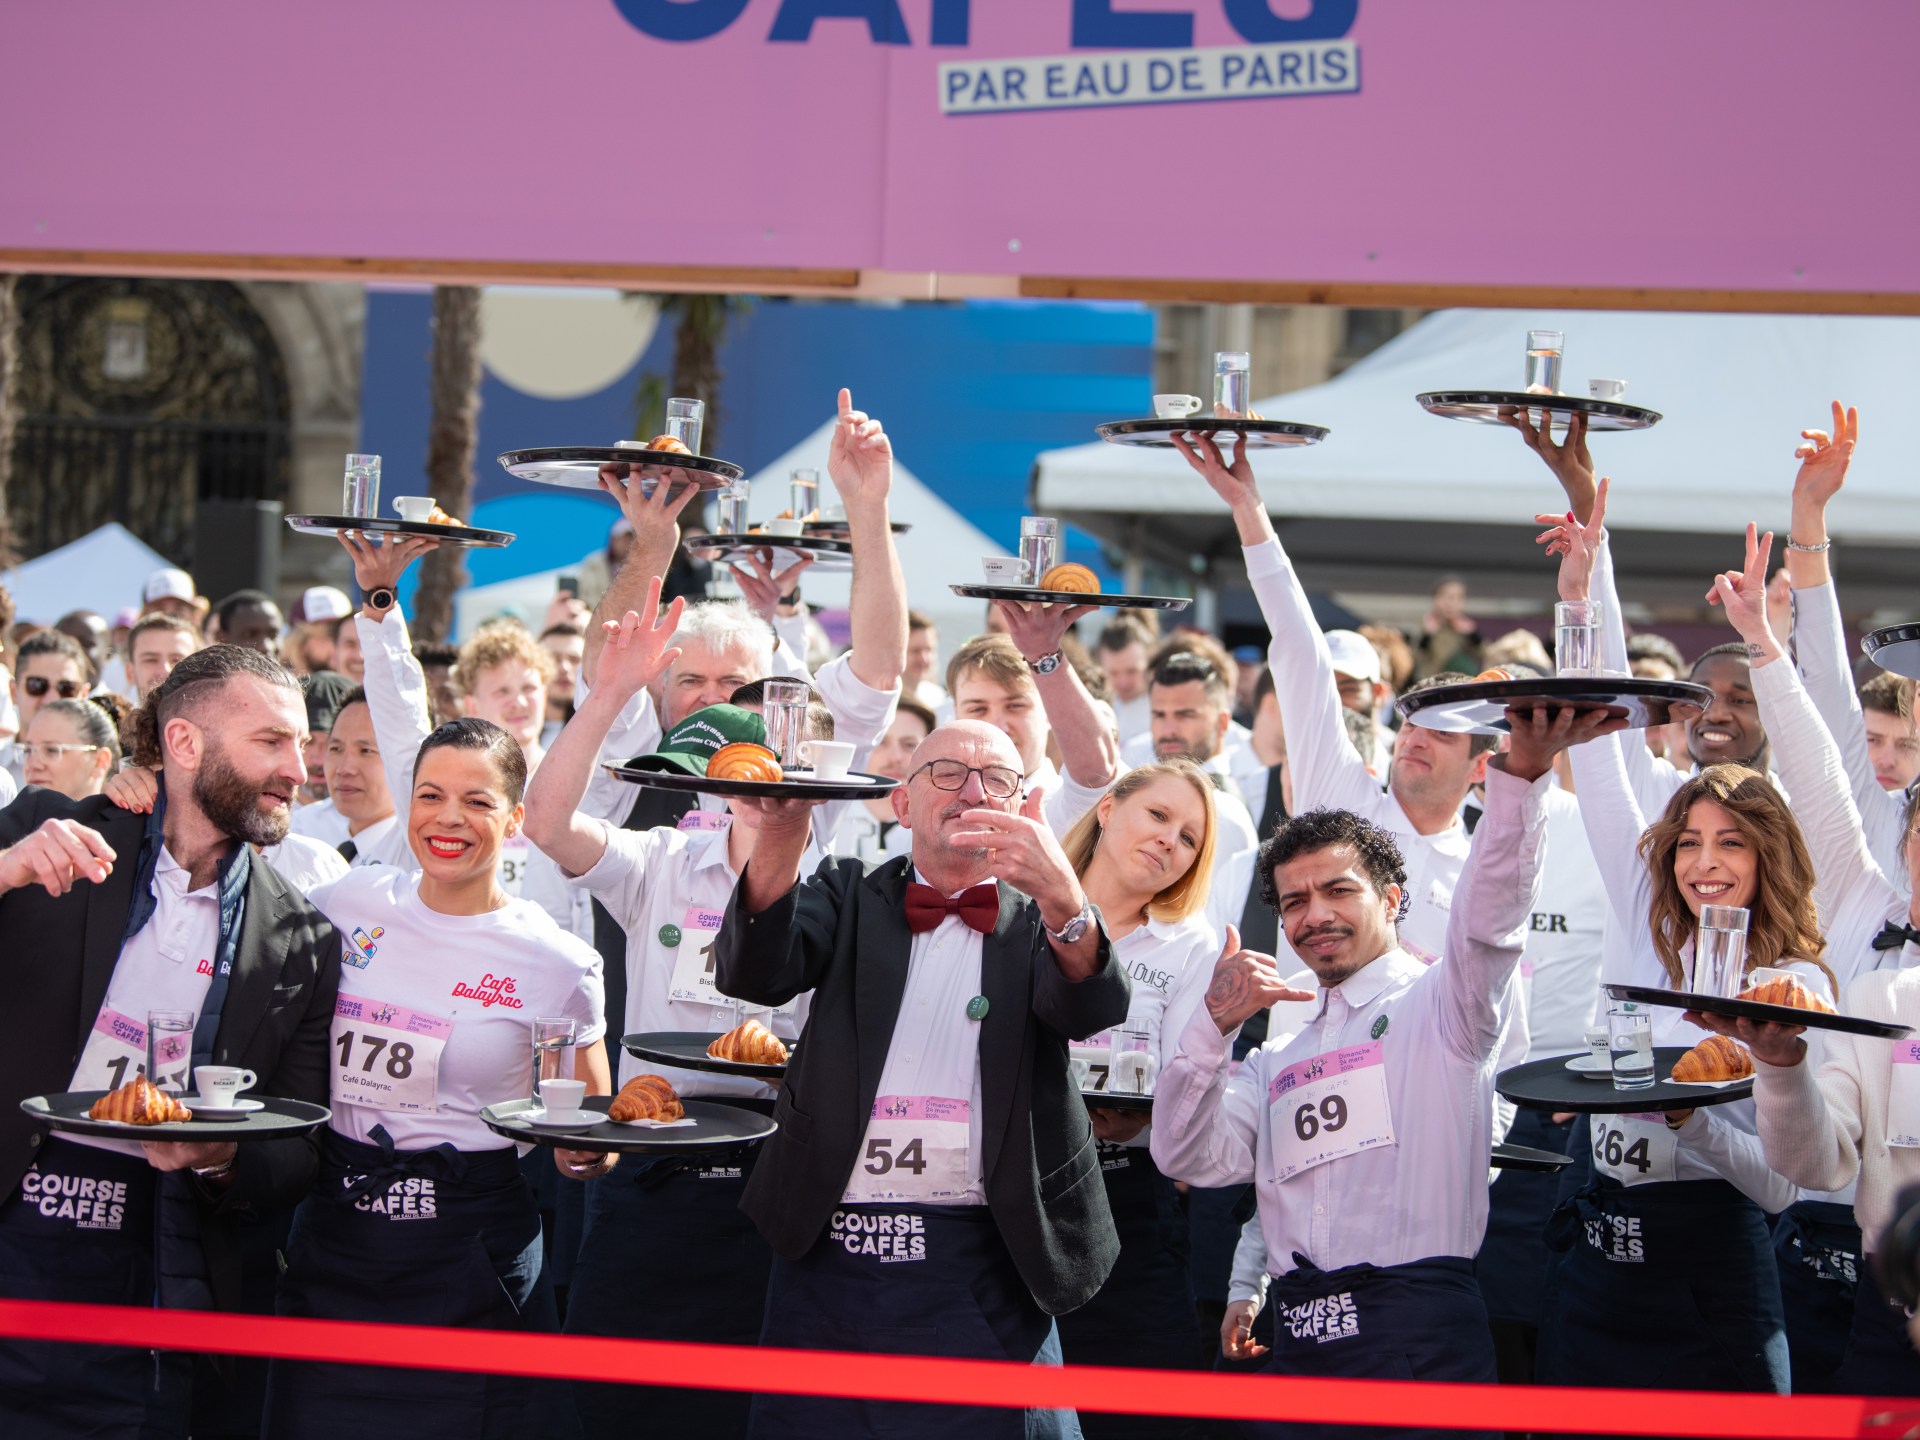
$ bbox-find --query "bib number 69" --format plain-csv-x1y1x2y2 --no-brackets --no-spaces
1293,1094,1348,1142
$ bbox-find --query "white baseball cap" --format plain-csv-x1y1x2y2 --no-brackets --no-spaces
1324,629,1382,684
143,567,196,604
299,586,354,624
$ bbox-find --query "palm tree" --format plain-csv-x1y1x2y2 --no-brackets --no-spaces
0,274,20,569
629,293,745,454
410,285,483,643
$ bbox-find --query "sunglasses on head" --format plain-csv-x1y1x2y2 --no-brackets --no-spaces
24,677,85,699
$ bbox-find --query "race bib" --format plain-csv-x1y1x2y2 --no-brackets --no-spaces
667,905,730,1004
1591,1113,1677,1186
70,1008,162,1093
331,994,452,1112
497,835,530,898
1888,1038,1920,1148
843,1095,972,1204
1266,1041,1395,1182
1070,1031,1114,1093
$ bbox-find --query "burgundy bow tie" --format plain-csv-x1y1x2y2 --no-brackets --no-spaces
905,882,999,935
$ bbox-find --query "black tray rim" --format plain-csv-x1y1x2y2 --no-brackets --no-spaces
21,1091,332,1143
1489,1140,1574,1172
601,764,899,802
285,515,515,548
950,584,1191,611
1604,983,1912,1039
1862,625,1920,679
1415,390,1664,426
1497,1047,1755,1115
623,1030,790,1079
1080,1090,1155,1113
1399,675,1712,735
1096,417,1329,448
496,446,743,487
479,1095,776,1154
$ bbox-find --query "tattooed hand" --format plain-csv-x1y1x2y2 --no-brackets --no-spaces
1204,925,1317,1036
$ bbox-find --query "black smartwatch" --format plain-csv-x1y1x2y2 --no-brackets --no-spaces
365,587,396,612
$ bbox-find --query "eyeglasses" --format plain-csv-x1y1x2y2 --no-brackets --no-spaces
21,743,101,763
23,677,86,699
908,758,1023,800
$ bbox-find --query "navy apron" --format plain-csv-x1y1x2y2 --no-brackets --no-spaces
1832,1258,1920,1396
562,1120,773,1435
1473,1108,1576,1386
1245,1255,1496,1440
0,1138,192,1440
263,1127,557,1440
751,1203,1081,1440
1773,1198,1860,1394
1535,1153,1788,1395
1056,1143,1205,1439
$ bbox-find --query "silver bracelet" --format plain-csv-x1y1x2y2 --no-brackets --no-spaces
1785,537,1832,553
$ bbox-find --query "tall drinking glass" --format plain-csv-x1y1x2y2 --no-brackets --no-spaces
716,480,750,535
1018,517,1060,586
761,677,809,768
530,1017,576,1102
1525,331,1564,394
664,397,706,453
1694,905,1750,999
1110,1028,1156,1096
788,468,820,522
1607,1002,1654,1091
147,1009,195,1094
1555,599,1601,678
1213,351,1251,418
342,454,382,520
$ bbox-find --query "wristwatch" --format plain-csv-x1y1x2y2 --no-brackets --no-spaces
1028,650,1064,676
1044,900,1094,944
365,586,396,613
192,1156,236,1182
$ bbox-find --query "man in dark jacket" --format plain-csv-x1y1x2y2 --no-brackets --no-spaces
716,718,1130,1439
0,645,342,1440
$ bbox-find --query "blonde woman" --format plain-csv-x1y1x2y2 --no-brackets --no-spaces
1052,760,1227,1415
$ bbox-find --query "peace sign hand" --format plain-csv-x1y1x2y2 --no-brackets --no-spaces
1706,521,1778,656
594,576,685,706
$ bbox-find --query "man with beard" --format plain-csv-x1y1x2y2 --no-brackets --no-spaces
0,644,341,1440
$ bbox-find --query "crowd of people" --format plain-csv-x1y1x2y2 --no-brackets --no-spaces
0,388,1914,1440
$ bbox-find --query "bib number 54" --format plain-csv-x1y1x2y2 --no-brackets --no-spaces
863,1137,928,1176
1293,1094,1348,1141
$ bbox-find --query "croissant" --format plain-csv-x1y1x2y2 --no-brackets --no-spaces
609,1073,684,1123
648,434,692,455
1737,975,1838,1014
88,1074,193,1125
1039,562,1100,594
426,504,462,527
708,742,783,783
708,1019,789,1066
1670,1034,1754,1083
1474,668,1514,683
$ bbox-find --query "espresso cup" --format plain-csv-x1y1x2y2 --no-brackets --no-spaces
195,1066,257,1106
798,739,855,780
537,1078,587,1116
982,555,1031,584
392,495,436,522
1153,393,1203,419
767,517,804,537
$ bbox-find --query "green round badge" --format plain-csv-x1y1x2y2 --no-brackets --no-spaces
966,995,990,1021
658,924,683,948
1370,1014,1389,1039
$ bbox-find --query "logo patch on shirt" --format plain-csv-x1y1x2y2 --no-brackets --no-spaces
17,1165,128,1232
449,973,522,1009
1370,1015,1389,1040
1282,1292,1359,1343
830,1208,927,1263
346,926,385,969
658,924,682,948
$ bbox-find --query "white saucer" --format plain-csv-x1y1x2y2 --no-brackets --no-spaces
1563,1054,1612,1079
525,1108,600,1130
181,1096,265,1119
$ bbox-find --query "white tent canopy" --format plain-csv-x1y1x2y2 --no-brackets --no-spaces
2,523,171,625
1034,309,1920,610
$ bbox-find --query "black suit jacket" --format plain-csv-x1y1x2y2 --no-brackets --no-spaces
0,789,343,1297
714,854,1131,1315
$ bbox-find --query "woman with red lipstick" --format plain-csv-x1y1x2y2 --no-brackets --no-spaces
261,717,606,1439
1533,489,1831,1397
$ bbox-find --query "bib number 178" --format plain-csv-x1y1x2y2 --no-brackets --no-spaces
335,1029,416,1080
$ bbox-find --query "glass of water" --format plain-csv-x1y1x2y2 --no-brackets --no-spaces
716,479,750,535
1607,1002,1654,1091
1110,1028,1156,1096
342,454,381,521
1213,351,1251,418
1694,905,1751,998
761,677,809,768
531,1017,576,1101
147,1009,195,1094
788,468,821,523
1555,599,1601,678
1018,517,1060,587
664,397,706,453
1525,331,1564,394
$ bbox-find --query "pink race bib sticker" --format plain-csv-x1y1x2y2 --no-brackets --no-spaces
1896,1041,1920,1066
93,1009,146,1048
335,994,455,1041
678,811,731,832
869,1095,970,1123
684,906,725,936
1268,1041,1383,1105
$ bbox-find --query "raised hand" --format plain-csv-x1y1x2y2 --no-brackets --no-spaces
338,530,437,595
593,576,685,706
0,818,117,898
994,598,1097,664
1533,474,1610,602
1705,522,1778,656
1171,430,1259,513
827,388,893,509
730,549,814,623
1506,408,1597,521
1204,925,1316,1035
1497,702,1630,782
597,463,699,561
1684,1010,1806,1069
1792,400,1859,512
947,789,1085,924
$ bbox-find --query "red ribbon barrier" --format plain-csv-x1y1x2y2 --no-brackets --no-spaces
0,1298,1912,1438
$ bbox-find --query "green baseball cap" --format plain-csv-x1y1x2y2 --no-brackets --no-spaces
624,704,769,777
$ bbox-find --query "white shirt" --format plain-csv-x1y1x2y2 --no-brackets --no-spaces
1099,914,1224,1148
0,764,17,807
1112,694,1152,750
570,820,810,1097
289,798,352,848
824,805,914,867
1244,538,1471,966
851,873,992,1206
340,814,400,868
260,832,350,895
306,869,604,1152
1150,765,1549,1275
1519,786,1610,1058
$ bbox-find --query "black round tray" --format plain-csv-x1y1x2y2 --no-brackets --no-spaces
1416,391,1662,431
1604,983,1912,1040
1490,1141,1573,1173
623,1030,790,1079
950,584,1190,611
803,520,911,539
479,1095,776,1155
1399,675,1710,736
1498,1048,1754,1115
1080,1090,1154,1114
602,765,898,802
286,515,514,549
1097,418,1328,450
21,1091,332,1144
497,445,742,491
686,534,853,574
1863,624,1920,682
